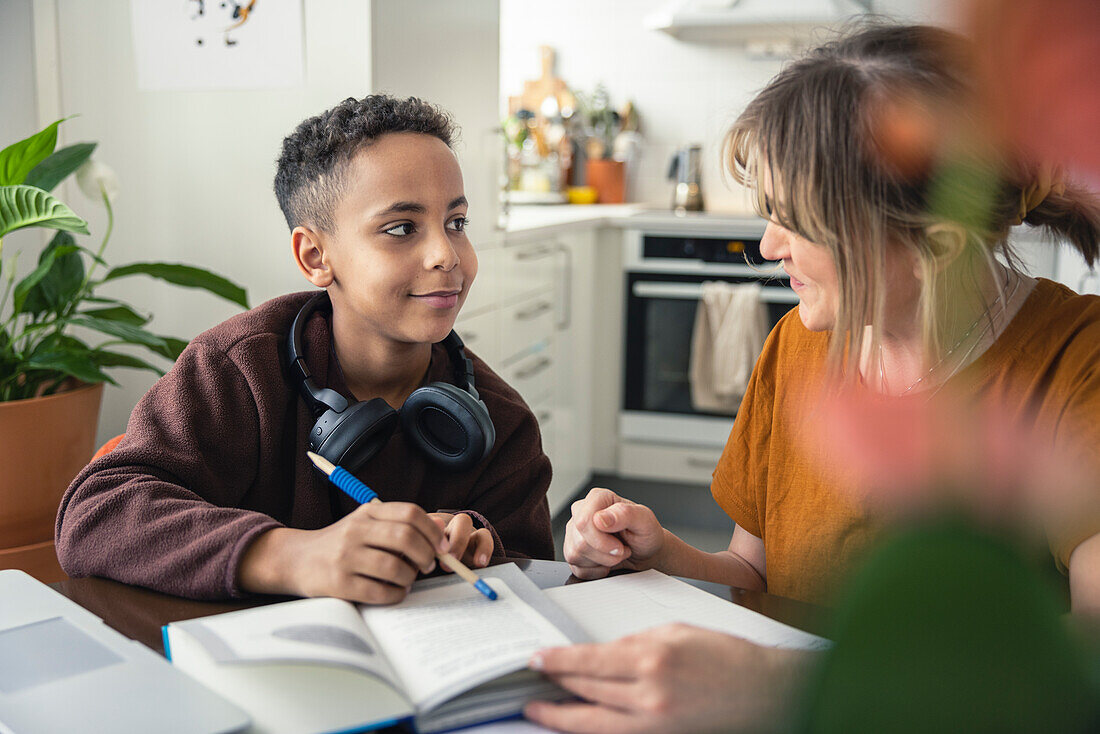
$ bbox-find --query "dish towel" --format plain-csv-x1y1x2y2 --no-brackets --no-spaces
689,281,769,414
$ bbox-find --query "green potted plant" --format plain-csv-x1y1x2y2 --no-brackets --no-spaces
0,118,249,581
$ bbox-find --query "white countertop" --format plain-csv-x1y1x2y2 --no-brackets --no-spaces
504,204,767,237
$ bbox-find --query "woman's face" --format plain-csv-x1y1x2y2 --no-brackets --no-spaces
760,221,839,332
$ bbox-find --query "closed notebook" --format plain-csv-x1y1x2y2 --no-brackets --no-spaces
162,563,590,734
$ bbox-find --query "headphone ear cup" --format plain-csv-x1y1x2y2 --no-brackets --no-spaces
400,383,495,471
314,398,399,474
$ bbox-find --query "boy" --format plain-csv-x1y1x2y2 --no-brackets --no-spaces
56,95,554,603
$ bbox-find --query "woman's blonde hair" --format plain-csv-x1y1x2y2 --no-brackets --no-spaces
725,23,1100,378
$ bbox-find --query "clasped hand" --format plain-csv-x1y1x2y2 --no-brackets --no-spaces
563,487,666,579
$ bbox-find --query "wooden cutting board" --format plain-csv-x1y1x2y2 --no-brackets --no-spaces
511,46,575,117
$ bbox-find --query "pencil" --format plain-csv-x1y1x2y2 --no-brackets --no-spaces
306,451,498,601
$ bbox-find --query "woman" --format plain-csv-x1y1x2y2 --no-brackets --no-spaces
525,23,1100,734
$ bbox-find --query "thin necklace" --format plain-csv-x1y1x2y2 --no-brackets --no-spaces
878,271,1021,397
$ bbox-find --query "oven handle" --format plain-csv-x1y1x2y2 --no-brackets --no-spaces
631,281,800,304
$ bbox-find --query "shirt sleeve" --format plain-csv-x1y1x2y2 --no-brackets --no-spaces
55,341,283,600
1047,353,1100,572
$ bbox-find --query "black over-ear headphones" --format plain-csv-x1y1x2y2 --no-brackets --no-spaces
287,292,495,473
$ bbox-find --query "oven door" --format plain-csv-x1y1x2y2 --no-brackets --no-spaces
620,272,798,447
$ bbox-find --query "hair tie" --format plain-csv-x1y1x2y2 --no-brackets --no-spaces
1013,163,1066,225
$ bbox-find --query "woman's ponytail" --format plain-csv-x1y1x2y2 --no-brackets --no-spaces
1023,183,1100,268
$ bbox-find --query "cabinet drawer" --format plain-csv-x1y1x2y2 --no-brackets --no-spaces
499,293,555,365
501,241,557,305
502,347,555,407
617,441,722,485
463,248,500,316
454,309,500,367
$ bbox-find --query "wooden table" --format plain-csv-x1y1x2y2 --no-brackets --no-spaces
51,558,828,656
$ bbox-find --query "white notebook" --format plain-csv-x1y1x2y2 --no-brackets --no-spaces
164,565,829,734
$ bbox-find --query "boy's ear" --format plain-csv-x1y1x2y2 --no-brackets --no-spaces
291,225,334,287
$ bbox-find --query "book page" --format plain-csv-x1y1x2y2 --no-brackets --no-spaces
177,597,401,688
544,570,830,650
360,578,571,712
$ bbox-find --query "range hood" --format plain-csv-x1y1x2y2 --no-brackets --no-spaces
645,0,872,47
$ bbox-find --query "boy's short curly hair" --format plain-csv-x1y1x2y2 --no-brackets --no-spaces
274,95,457,232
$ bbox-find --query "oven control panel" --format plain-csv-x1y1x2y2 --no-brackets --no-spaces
642,235,772,265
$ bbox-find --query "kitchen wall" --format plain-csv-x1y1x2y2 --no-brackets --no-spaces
1,0,43,281
19,0,499,447
499,0,948,213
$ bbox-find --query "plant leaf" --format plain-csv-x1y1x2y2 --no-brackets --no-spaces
148,336,189,361
0,119,62,186
79,304,149,326
23,351,113,385
22,231,85,316
91,349,165,375
67,315,168,349
12,243,81,314
102,262,249,309
0,185,90,239
24,142,97,192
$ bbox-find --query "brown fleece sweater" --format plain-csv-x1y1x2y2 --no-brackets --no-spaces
55,291,553,600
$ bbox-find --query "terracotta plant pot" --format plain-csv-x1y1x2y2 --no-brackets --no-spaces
585,159,626,204
0,382,104,582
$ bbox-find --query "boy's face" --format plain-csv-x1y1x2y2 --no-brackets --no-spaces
312,132,477,346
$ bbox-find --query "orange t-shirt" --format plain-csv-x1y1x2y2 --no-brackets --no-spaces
711,278,1100,605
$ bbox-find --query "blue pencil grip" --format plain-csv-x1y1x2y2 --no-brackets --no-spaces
330,466,378,505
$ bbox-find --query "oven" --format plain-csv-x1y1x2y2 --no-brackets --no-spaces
619,225,798,449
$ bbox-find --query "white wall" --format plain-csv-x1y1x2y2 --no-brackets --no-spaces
1,0,44,276
500,0,948,213
41,0,373,446
23,0,502,447
1,0,38,148
371,0,501,248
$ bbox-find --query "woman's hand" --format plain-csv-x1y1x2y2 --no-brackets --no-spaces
237,501,447,604
429,512,494,569
525,624,808,734
563,488,666,579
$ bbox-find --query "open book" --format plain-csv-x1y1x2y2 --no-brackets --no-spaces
165,564,828,734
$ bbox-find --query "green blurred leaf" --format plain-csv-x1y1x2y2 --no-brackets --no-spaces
67,315,168,349
24,142,97,192
12,242,81,314
79,304,149,326
0,185,89,239
926,157,1000,234
148,336,189,361
799,518,1098,734
22,232,85,315
0,119,62,186
102,262,249,309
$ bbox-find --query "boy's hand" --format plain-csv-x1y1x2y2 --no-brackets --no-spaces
429,512,494,569
240,502,448,605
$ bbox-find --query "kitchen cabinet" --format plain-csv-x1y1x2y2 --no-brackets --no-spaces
456,228,596,517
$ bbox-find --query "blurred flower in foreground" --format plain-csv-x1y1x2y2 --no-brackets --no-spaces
968,0,1100,184
807,384,1099,553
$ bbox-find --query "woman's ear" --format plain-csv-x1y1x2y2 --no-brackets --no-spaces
291,226,334,287
922,222,968,275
